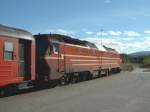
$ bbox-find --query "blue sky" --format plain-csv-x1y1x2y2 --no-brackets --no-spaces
0,0,150,53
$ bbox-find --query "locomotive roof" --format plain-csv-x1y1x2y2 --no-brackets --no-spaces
35,34,119,53
0,24,34,40
35,34,98,49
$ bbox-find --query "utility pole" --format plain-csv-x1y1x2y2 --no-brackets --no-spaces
100,29,103,47
99,29,103,76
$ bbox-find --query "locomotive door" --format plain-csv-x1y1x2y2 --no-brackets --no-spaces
52,43,65,73
50,42,64,79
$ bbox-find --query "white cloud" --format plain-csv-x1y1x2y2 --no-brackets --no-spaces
121,37,135,41
144,30,150,34
144,36,150,40
104,0,112,4
85,32,94,35
123,39,150,49
84,36,150,53
47,29,74,35
85,37,122,52
108,31,122,36
125,31,140,37
96,30,141,38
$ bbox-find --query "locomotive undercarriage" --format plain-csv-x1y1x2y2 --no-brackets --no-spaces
59,69,113,85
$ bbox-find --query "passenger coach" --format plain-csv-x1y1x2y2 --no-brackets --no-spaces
0,24,35,94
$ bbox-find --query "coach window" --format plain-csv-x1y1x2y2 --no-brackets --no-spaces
52,43,59,54
4,42,14,60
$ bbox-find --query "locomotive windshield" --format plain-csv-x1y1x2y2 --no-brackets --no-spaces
52,43,59,54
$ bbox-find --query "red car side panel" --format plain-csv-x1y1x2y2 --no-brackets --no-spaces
0,37,24,87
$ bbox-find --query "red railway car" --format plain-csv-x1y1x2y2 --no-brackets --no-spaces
0,24,35,94
35,34,121,84
0,25,122,95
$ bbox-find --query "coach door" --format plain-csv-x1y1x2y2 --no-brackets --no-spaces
19,40,31,80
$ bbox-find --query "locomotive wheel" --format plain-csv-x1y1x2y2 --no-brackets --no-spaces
7,85,19,96
97,71,101,78
71,77,76,83
118,68,121,73
71,73,79,83
106,69,109,76
0,88,11,96
0,89,5,97
86,72,92,80
71,76,79,83
79,72,86,81
0,84,19,97
60,76,68,85
60,76,66,85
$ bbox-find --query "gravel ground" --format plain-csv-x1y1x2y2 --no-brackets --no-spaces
0,68,150,112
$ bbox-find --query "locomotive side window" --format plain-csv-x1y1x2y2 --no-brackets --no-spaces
52,43,59,54
4,42,14,60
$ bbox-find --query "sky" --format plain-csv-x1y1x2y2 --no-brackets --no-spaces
0,0,150,53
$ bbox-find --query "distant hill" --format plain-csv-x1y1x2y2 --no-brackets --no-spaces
129,51,150,58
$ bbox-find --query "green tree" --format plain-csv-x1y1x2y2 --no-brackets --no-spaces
143,56,150,65
120,54,131,63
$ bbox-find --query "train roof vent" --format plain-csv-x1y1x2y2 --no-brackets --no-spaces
83,41,98,49
103,45,117,53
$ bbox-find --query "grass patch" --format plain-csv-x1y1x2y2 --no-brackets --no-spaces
140,64,150,68
121,63,134,72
